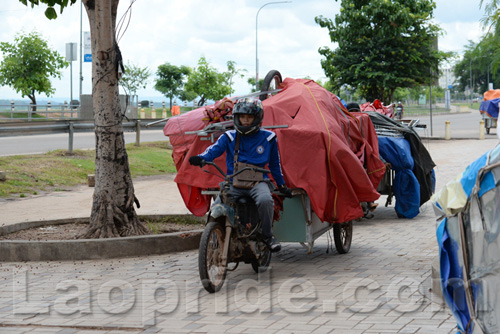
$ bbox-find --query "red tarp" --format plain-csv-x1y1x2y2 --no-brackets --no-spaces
360,99,394,118
164,78,386,223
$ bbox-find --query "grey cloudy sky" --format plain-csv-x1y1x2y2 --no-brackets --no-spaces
0,0,487,101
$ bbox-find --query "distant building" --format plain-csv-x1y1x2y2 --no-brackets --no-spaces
439,67,456,90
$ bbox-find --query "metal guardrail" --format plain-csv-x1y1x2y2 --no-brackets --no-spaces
0,103,80,121
0,119,166,153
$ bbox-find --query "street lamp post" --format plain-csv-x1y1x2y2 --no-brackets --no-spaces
255,1,291,91
66,43,77,101
79,0,83,100
488,61,492,90
470,58,473,107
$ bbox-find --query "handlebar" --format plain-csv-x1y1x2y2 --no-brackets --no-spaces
201,160,270,179
199,160,295,197
202,160,225,176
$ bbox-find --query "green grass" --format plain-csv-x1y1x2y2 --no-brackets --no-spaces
0,141,176,197
138,106,195,118
143,215,205,234
453,102,481,110
0,112,46,119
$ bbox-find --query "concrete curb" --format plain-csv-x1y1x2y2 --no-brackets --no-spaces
0,216,203,262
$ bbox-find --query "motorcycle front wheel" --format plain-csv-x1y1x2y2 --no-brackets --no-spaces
199,221,228,293
251,244,272,273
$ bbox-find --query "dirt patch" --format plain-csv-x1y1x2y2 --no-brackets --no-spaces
0,216,204,241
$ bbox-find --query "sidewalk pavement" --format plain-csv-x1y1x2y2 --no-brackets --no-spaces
1,174,190,228
0,138,499,333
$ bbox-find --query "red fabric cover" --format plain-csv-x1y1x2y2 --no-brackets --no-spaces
163,107,205,170
163,107,216,216
202,97,234,124
349,112,387,187
360,99,394,118
164,78,385,223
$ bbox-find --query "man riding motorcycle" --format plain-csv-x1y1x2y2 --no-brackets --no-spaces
396,101,404,120
189,97,292,252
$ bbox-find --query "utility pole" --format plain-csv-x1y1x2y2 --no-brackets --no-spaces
79,0,83,100
255,1,291,91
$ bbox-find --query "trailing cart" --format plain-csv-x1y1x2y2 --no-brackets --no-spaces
187,118,353,257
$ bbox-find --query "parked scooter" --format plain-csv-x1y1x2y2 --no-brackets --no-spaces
196,160,279,293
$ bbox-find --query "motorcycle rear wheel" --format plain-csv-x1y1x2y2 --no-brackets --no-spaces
199,221,228,293
260,70,282,101
334,221,353,254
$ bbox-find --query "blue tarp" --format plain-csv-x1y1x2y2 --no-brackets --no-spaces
366,112,436,212
378,136,420,218
479,98,500,118
434,147,499,333
436,218,470,332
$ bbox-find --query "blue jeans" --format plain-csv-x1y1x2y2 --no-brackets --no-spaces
223,181,275,241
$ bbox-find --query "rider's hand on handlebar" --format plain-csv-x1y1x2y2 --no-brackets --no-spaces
189,156,204,166
278,185,293,198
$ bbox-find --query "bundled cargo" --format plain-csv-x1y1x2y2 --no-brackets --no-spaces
164,76,386,223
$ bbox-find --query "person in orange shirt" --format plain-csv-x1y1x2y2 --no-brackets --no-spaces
171,101,180,116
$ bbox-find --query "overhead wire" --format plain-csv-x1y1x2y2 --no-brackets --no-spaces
115,0,137,121
92,0,137,128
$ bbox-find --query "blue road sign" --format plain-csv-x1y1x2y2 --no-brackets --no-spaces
84,54,92,62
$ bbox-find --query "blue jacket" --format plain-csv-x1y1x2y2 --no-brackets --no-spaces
198,129,286,186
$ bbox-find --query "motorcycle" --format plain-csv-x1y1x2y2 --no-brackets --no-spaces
396,106,403,120
196,160,279,293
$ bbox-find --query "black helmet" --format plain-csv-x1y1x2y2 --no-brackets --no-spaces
346,102,360,112
233,97,264,135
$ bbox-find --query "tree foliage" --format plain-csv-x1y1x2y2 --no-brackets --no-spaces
452,1,500,96
315,0,449,104
247,77,264,93
178,89,198,104
120,62,151,98
154,63,190,109
471,1,500,86
185,56,231,106
0,31,68,107
453,35,500,95
480,0,500,35
19,0,78,19
224,60,246,94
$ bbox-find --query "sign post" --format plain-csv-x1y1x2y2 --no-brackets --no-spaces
84,32,92,63
66,42,77,101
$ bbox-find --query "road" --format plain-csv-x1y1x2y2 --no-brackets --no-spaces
0,128,168,156
409,109,496,139
0,110,496,156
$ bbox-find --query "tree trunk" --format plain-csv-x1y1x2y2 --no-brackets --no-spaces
28,93,37,112
81,0,148,238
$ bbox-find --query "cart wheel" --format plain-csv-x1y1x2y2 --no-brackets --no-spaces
199,221,228,293
251,245,272,273
260,70,282,101
333,221,353,254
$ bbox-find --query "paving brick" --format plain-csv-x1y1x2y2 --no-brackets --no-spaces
1,140,486,333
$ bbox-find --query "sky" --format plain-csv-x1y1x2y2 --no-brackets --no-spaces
0,0,488,102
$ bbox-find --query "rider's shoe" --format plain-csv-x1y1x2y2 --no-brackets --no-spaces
266,237,281,253
368,202,379,212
